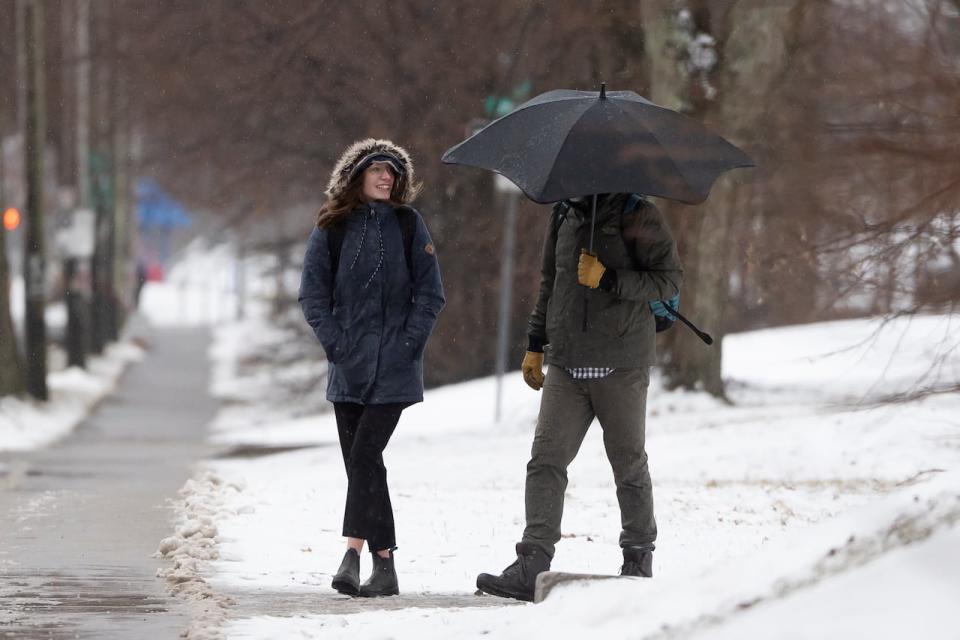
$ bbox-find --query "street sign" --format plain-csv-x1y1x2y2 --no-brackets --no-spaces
56,207,95,258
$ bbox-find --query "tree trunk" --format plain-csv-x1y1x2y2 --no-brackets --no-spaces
0,229,24,397
0,154,25,397
89,0,117,352
108,0,127,339
23,0,48,401
1,3,26,398
644,0,801,398
66,0,93,368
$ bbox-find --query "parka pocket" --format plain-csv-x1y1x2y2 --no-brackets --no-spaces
326,329,353,365
381,334,418,375
331,310,368,366
398,333,421,361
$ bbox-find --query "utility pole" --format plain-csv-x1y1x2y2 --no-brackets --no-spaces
76,0,91,213
233,226,246,321
494,174,521,423
64,0,93,368
22,0,48,400
89,0,116,353
112,9,132,332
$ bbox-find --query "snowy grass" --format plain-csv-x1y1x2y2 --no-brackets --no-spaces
174,311,960,639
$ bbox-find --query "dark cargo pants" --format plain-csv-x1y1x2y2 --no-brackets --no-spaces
522,366,656,558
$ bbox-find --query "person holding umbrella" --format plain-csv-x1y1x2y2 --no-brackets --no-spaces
443,85,752,601
474,192,682,600
299,138,445,597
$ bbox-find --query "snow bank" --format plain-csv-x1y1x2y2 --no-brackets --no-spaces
155,469,244,640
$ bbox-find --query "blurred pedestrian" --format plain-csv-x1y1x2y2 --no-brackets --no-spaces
477,193,682,601
299,139,445,597
134,260,148,309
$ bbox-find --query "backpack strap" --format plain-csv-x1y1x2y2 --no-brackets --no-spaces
326,221,347,281
393,205,418,280
551,200,571,236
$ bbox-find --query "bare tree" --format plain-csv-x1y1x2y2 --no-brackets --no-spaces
0,1,26,398
0,140,25,398
641,0,804,397
79,0,957,393
640,0,959,398
109,1,657,385
22,0,48,400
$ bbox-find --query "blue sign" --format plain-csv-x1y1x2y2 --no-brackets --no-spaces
136,178,192,230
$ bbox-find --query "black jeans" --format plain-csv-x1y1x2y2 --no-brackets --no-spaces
334,402,405,551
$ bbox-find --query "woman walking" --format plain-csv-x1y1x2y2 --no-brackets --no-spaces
299,139,445,597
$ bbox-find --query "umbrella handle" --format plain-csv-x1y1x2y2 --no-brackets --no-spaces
583,194,599,332
588,193,598,252
663,302,714,345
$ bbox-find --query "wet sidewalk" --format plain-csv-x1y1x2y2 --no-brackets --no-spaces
0,326,217,639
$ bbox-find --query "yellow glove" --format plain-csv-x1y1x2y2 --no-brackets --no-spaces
521,351,545,391
578,249,606,289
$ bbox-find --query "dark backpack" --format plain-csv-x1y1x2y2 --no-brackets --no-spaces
327,205,418,281
552,194,680,333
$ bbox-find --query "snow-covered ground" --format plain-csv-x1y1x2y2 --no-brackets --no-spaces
138,240,245,328
151,282,959,640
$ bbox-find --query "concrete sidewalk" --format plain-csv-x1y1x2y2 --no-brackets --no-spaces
0,327,217,639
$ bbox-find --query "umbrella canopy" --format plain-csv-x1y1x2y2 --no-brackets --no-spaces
442,86,754,205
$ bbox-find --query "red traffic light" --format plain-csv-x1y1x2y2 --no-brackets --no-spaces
3,207,20,231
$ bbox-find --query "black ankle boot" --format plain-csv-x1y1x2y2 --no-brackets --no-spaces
359,551,399,597
476,542,552,602
331,548,361,595
620,546,653,578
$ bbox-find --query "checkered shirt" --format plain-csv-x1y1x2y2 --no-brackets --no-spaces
565,367,615,380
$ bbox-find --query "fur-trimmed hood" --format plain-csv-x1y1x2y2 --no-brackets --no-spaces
325,138,419,202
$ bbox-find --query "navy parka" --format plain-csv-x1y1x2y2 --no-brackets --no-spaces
299,201,445,405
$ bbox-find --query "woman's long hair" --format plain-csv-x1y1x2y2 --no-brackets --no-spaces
316,177,365,229
315,168,413,229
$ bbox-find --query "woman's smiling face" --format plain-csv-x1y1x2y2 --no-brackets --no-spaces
362,162,396,202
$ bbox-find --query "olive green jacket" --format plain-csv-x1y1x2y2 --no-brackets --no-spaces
528,193,683,368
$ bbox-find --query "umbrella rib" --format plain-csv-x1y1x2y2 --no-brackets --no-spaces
536,99,599,199
472,94,587,140
443,98,592,203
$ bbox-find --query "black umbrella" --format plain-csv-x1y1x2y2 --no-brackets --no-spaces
443,84,754,207
443,84,754,343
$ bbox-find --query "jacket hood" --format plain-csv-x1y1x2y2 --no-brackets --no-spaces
326,138,418,203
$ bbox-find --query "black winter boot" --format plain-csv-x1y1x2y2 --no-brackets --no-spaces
359,551,399,597
620,546,653,578
476,542,552,602
331,548,361,595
